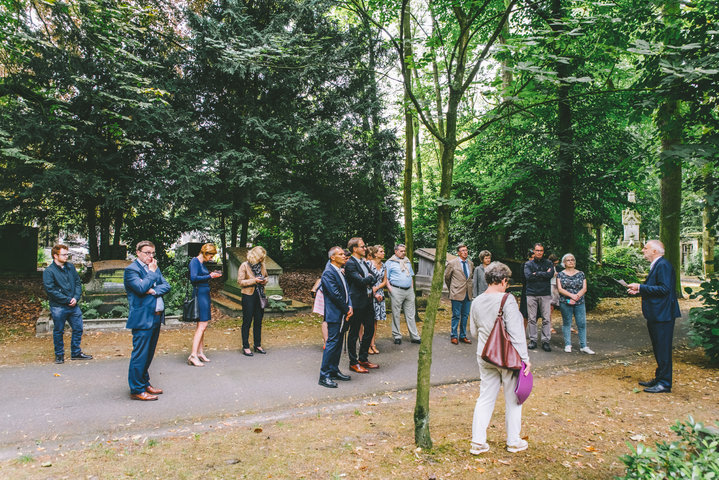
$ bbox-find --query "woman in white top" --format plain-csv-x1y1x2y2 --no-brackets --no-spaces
469,261,532,455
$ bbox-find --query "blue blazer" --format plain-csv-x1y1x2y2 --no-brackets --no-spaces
124,260,171,330
639,256,681,323
321,261,352,324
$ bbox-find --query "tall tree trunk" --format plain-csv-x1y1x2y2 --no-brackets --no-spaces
99,207,111,260
113,209,123,246
596,225,603,265
553,0,575,254
230,215,239,248
403,6,414,264
414,118,423,206
702,201,715,277
240,212,249,248
657,0,682,294
415,100,459,449
86,202,99,262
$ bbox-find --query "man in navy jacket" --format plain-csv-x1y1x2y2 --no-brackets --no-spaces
318,246,353,388
42,244,92,364
628,240,681,393
124,241,171,401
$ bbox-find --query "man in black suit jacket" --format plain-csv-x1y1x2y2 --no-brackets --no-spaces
628,240,681,393
344,237,378,373
318,246,353,388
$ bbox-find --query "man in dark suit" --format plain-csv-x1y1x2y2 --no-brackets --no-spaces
318,246,353,388
628,240,681,393
344,237,378,373
124,241,171,401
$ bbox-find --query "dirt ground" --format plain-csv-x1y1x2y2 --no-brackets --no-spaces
1,347,716,479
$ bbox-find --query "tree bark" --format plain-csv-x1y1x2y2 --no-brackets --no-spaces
702,201,715,277
553,0,576,254
86,202,99,262
230,215,239,248
403,6,415,265
113,209,123,246
657,0,683,295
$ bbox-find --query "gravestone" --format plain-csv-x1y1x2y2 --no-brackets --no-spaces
0,224,38,274
621,191,641,246
414,248,455,295
84,259,132,314
223,247,283,297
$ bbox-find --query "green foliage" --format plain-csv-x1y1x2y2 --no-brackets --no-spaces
583,246,645,311
685,278,719,364
37,248,47,267
685,252,703,276
159,253,192,317
617,417,719,479
79,298,129,320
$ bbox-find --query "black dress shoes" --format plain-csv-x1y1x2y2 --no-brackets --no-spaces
54,355,64,364
71,352,93,360
318,376,338,388
330,371,351,381
527,340,537,350
639,379,658,388
542,342,552,352
644,384,671,393
394,338,402,345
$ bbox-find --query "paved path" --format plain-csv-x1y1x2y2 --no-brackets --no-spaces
0,310,690,460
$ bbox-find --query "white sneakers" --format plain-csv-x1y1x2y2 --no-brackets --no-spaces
470,442,490,455
507,439,529,453
565,345,595,354
472,440,529,454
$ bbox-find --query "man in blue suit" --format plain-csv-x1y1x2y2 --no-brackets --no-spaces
124,241,171,401
319,246,353,388
628,240,681,393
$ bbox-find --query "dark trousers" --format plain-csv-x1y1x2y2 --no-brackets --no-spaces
242,291,264,349
347,303,374,366
128,315,162,394
647,319,675,387
50,305,83,357
320,321,343,378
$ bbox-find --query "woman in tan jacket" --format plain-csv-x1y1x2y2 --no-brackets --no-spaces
237,246,269,356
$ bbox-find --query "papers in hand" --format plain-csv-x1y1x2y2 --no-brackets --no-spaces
614,279,628,287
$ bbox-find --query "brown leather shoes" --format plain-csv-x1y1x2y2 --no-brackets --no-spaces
461,338,472,344
131,391,158,401
451,338,459,345
359,361,379,369
349,364,369,374
146,385,163,395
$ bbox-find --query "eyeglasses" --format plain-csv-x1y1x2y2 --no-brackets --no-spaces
139,251,156,256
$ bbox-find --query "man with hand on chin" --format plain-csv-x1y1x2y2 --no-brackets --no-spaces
627,240,681,394
318,246,353,388
124,241,171,401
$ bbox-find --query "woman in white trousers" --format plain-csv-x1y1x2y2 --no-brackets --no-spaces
469,261,532,454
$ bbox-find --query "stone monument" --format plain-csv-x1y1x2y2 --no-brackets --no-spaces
83,259,132,314
621,191,641,246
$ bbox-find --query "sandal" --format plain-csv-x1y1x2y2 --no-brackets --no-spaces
187,355,205,367
198,353,211,363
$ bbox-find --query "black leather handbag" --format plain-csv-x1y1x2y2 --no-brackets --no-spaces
181,285,200,322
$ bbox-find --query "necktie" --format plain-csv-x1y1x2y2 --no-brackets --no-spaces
462,260,468,278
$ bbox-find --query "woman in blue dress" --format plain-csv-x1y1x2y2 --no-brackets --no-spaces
188,243,222,367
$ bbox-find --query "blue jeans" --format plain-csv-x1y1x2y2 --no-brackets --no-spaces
451,297,471,339
50,305,84,357
559,302,587,348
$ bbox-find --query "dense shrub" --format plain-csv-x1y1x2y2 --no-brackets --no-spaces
686,277,719,364
617,417,719,479
584,246,646,310
684,251,703,276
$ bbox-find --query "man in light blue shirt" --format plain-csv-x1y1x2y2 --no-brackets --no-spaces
385,244,420,345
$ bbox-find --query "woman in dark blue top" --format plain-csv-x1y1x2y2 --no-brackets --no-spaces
187,243,222,367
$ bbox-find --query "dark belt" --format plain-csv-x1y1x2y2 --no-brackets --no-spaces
391,284,411,290
154,311,163,316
